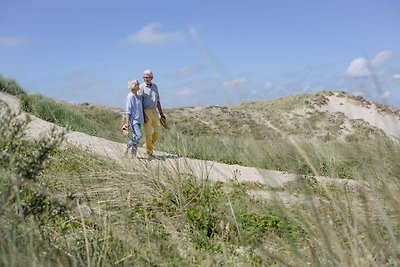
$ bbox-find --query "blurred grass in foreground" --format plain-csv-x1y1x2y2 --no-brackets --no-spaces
1,99,400,266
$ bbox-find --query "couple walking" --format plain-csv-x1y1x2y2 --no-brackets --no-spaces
123,69,166,159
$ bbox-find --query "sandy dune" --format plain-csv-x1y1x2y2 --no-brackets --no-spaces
319,94,400,141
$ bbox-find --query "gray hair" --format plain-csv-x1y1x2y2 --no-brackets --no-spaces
143,69,153,77
128,79,139,89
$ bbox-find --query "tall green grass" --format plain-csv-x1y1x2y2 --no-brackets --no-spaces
20,94,97,133
19,93,126,143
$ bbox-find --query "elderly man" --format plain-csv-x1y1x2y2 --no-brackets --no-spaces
139,69,166,159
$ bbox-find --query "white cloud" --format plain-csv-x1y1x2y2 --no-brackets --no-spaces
380,90,390,100
393,74,400,79
371,50,395,67
169,65,206,79
0,36,25,46
222,78,247,90
125,22,185,45
345,50,396,78
176,86,195,97
62,71,113,102
345,57,370,77
250,89,258,95
188,25,198,37
264,81,273,89
303,84,312,92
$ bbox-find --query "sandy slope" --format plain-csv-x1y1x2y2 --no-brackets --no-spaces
319,94,400,141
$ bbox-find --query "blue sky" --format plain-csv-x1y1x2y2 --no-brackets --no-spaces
1,0,399,109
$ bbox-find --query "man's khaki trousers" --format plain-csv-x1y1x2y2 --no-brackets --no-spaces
143,109,161,156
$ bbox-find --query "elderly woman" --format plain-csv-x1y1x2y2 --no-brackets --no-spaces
123,79,144,157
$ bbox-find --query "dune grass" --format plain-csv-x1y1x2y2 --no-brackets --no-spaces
1,76,400,265
1,100,400,266
0,75,26,96
19,93,126,143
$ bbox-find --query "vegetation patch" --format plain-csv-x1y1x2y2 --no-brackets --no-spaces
0,75,26,96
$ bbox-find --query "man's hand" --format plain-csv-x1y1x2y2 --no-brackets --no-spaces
144,114,149,123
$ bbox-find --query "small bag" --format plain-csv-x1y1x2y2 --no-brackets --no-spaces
122,125,129,136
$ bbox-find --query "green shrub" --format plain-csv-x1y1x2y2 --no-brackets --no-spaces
0,107,74,267
0,101,65,211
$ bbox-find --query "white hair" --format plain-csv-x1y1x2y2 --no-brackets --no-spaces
143,69,153,77
128,79,139,89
